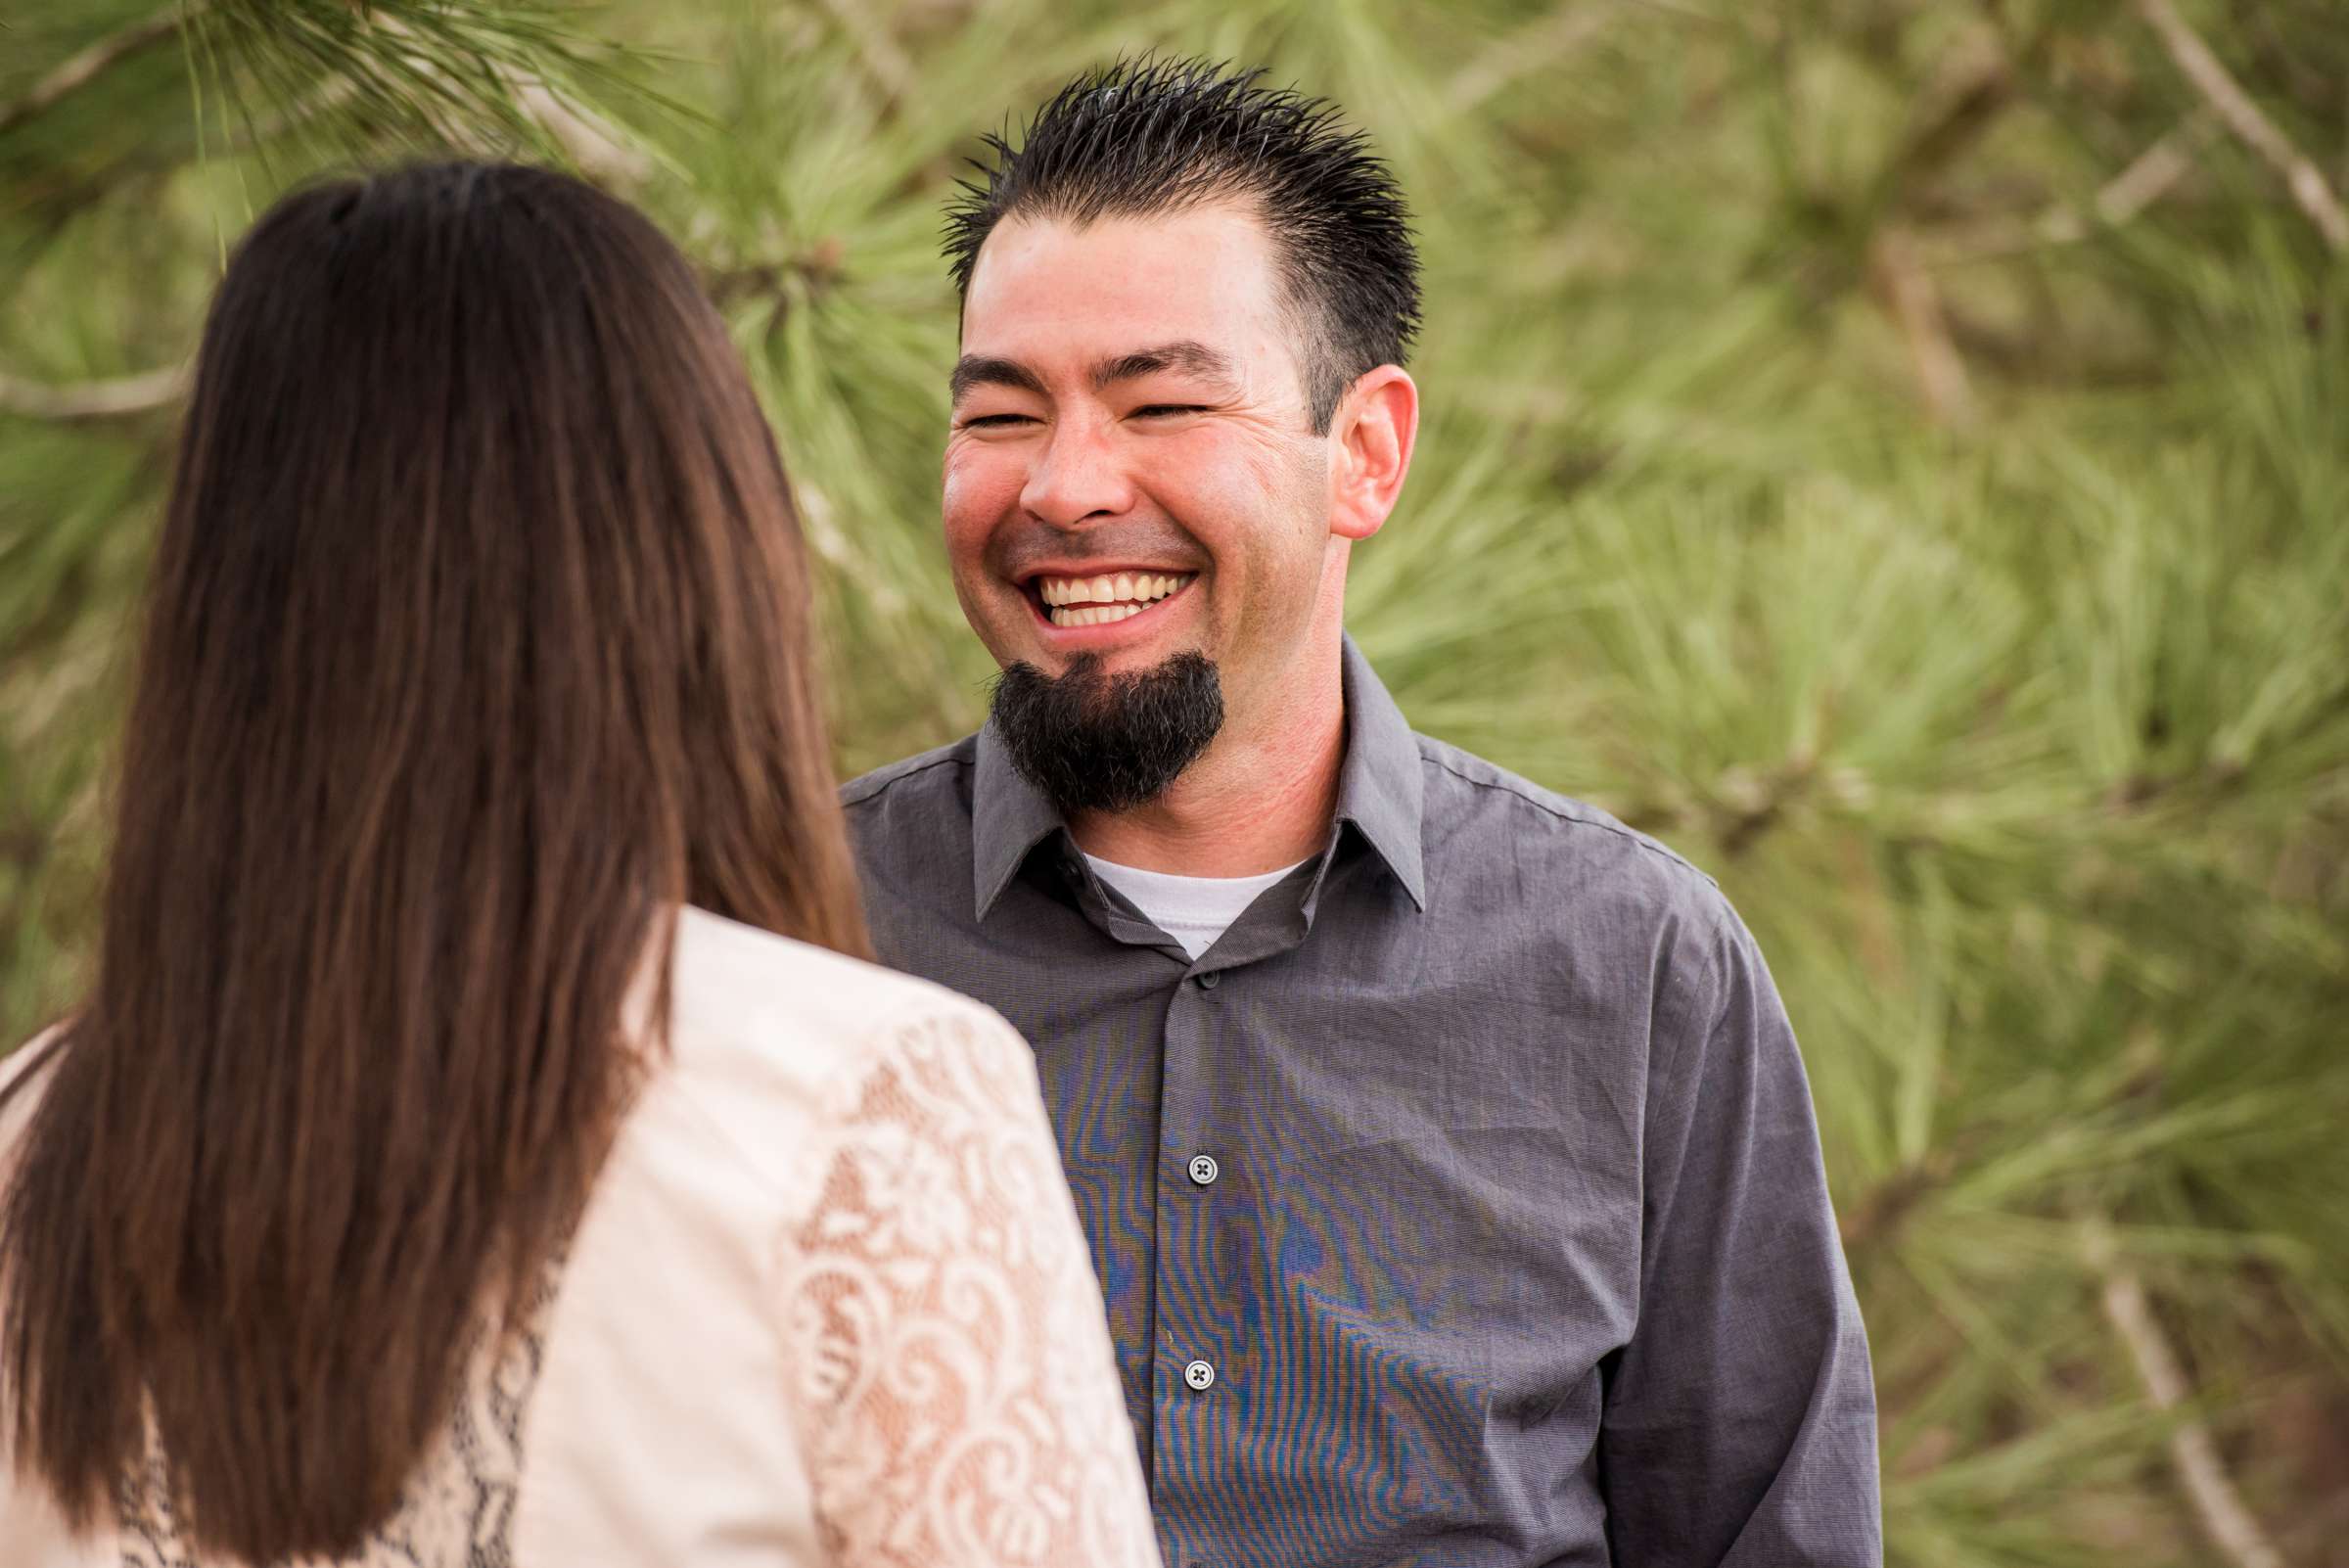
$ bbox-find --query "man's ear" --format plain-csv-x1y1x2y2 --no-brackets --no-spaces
1326,366,1419,543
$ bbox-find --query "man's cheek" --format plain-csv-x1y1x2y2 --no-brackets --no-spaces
941,450,1021,549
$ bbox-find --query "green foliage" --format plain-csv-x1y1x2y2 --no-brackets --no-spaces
3,2,2345,1563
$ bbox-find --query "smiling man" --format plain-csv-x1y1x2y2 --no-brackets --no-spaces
843,58,1881,1568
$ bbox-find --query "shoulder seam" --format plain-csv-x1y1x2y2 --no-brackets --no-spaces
1418,751,1716,888
661,986,988,1211
841,751,968,808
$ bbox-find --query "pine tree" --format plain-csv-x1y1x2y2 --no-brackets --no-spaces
3,3,2344,1563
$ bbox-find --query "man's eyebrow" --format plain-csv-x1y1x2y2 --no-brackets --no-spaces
949,355,1047,403
1090,341,1237,392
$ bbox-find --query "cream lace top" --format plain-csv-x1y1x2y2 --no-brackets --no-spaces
0,906,1162,1568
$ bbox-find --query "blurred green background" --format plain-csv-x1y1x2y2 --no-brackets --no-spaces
3,1,2345,1563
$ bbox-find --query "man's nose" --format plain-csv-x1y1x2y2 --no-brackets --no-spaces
1018,416,1135,528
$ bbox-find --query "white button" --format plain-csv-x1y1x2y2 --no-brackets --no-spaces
1187,1153,1220,1186
1183,1359,1216,1391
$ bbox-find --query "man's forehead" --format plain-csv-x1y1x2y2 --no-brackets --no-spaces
959,204,1286,361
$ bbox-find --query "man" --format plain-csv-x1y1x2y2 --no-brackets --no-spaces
844,57,1880,1568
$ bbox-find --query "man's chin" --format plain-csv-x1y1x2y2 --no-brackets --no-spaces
988,650,1226,816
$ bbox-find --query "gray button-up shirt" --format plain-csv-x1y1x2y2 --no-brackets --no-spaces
844,638,1881,1568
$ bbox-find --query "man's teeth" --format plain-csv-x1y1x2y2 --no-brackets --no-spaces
1038,572,1194,627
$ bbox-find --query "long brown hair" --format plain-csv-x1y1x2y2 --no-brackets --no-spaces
0,161,870,1558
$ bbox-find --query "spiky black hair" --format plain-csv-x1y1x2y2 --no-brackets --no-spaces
944,56,1421,432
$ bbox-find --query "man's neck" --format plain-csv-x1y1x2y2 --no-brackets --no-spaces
1069,647,1346,878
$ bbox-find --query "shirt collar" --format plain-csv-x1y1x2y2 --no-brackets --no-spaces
1332,634,1428,911
970,632,1427,920
972,709,1067,920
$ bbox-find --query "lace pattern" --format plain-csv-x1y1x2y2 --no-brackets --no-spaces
780,1004,1159,1568
88,998,1158,1568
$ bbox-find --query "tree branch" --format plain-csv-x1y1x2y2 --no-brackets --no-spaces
2136,0,2348,252
353,14,651,186
2078,1216,2291,1568
0,365,186,423
1925,117,2209,265
0,3,207,140
1870,227,1976,428
511,78,651,186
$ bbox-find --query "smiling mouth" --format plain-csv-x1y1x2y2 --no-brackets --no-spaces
1027,571,1197,628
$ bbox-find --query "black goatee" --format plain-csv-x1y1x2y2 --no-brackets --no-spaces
990,651,1225,814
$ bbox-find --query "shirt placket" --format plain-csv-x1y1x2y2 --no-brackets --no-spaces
1133,851,1335,1568
1149,947,1227,1568
1050,834,1344,1568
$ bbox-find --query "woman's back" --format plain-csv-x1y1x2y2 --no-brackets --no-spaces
3,907,1155,1565
0,161,1157,1566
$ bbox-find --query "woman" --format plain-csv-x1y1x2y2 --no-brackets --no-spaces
0,162,1157,1567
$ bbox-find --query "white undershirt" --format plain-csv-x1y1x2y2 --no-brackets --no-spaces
1083,853,1313,960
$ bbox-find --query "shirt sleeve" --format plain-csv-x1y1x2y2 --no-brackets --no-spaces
775,998,1163,1568
1599,899,1883,1567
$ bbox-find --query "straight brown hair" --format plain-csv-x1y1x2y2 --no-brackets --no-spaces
0,161,870,1558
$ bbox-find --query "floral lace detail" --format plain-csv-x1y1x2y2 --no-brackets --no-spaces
111,1269,558,1567
780,1003,1160,1568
